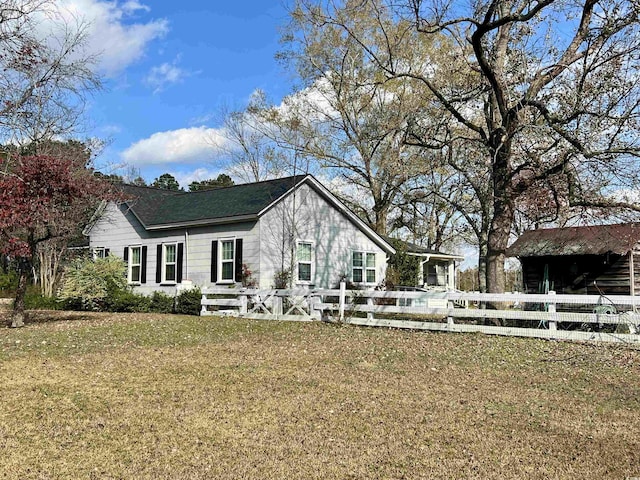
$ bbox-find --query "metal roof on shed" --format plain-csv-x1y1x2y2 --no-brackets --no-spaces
507,223,640,257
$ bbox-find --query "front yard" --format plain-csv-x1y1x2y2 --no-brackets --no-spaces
1,311,639,479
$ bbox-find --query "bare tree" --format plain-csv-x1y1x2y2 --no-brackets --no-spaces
267,3,442,235
0,0,101,144
210,94,294,183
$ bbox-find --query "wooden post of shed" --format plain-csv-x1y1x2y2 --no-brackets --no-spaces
629,250,636,312
629,250,635,296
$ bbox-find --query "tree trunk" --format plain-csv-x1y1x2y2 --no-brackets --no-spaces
486,199,513,294
10,265,28,328
373,204,388,235
477,240,488,293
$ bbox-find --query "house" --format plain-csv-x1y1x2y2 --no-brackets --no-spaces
86,175,397,294
507,223,640,296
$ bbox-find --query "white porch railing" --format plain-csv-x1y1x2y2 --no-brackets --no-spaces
201,284,640,344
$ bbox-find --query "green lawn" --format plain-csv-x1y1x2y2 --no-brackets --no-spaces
1,311,639,479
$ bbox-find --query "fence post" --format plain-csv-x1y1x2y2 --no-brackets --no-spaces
200,293,208,316
239,292,247,315
309,294,321,321
367,296,374,321
447,295,455,327
339,281,346,322
273,293,283,319
548,290,557,335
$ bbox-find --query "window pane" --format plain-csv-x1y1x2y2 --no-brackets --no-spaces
222,261,234,280
165,264,176,282
165,244,176,263
131,247,140,264
297,243,311,261
131,265,141,282
222,241,234,260
353,268,363,283
353,252,363,267
366,269,376,284
298,263,311,282
366,253,375,268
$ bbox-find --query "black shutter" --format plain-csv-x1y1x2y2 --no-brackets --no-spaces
211,241,218,283
156,245,162,283
177,243,184,283
141,246,147,284
235,238,243,283
123,247,128,263
104,249,110,257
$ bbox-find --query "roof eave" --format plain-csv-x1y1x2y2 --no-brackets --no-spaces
144,214,258,231
407,252,465,261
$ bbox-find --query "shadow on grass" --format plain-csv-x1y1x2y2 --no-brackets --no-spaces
0,309,99,328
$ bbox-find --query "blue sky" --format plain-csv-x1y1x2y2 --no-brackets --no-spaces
68,1,292,187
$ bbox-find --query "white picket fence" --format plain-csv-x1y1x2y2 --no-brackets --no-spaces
200,283,640,344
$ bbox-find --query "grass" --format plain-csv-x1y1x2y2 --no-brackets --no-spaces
0,310,639,479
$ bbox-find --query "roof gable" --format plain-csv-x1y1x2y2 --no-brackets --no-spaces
507,223,640,257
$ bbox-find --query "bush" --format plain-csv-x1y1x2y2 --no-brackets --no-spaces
104,290,151,313
58,256,128,311
149,291,175,314
0,270,18,296
386,239,420,287
175,287,201,316
24,293,60,310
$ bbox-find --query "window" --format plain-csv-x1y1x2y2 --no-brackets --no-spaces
220,239,235,282
427,261,448,287
352,251,376,284
93,247,106,259
163,243,177,283
211,239,242,284
296,242,313,283
128,246,141,283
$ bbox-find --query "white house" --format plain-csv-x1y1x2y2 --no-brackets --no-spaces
86,175,397,294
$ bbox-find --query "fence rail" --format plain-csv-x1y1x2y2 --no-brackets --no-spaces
201,284,640,344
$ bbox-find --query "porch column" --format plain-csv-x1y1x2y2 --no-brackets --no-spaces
448,261,455,291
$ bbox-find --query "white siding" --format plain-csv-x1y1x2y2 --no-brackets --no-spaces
258,183,388,289
89,203,260,295
183,222,260,288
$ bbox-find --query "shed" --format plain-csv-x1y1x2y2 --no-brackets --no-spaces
507,223,640,295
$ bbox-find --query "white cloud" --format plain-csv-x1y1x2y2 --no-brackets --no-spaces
121,126,229,166
121,1,150,14
54,0,169,77
145,57,193,93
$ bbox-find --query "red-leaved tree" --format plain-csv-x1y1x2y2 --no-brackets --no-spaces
0,154,112,327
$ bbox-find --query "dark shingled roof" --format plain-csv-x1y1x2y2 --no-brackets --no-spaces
120,176,306,228
507,223,640,257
